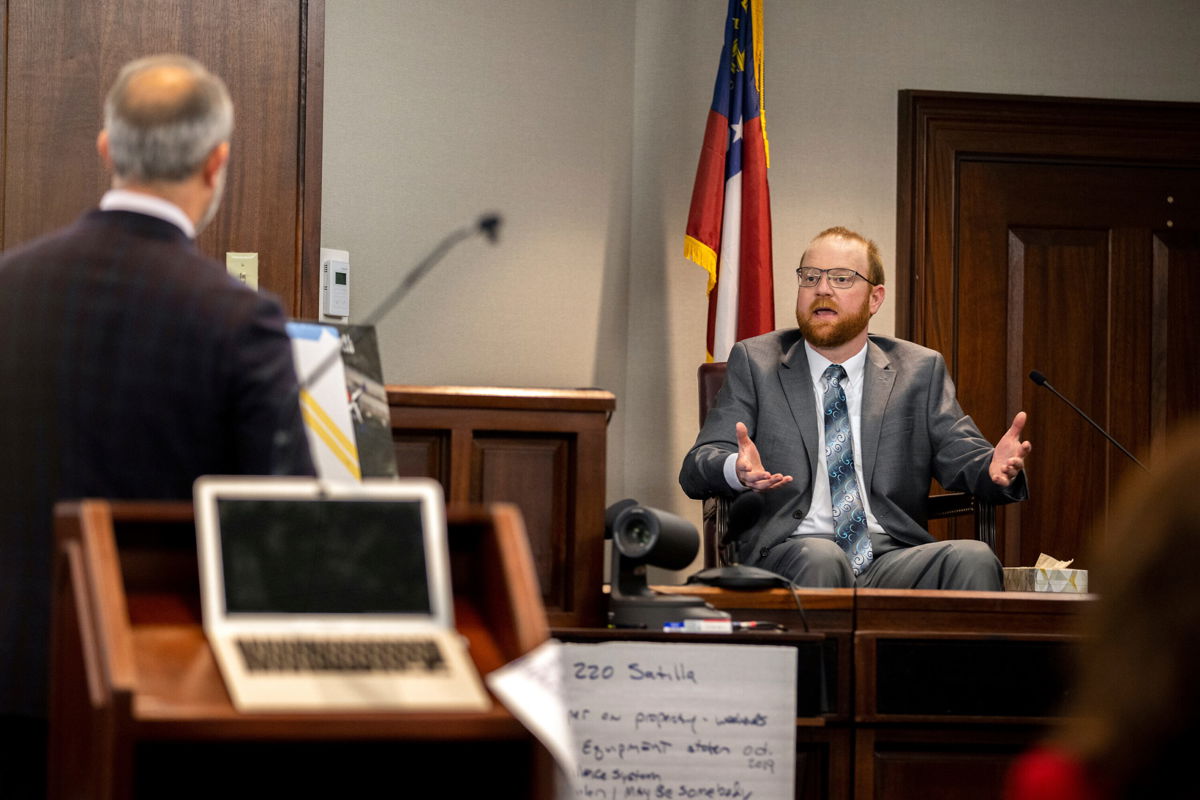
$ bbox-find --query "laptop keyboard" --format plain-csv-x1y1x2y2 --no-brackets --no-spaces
235,637,447,673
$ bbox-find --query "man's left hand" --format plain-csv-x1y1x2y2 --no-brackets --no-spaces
990,411,1032,487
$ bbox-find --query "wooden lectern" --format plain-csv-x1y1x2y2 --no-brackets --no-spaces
49,500,553,799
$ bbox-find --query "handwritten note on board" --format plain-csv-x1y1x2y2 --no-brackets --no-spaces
488,640,799,798
564,640,796,799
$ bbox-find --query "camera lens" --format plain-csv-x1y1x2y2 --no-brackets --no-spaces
614,510,658,558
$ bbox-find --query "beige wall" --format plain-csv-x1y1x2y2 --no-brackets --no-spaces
322,0,1200,578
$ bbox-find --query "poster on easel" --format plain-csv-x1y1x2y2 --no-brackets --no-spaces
489,640,797,799
321,324,397,478
286,322,361,482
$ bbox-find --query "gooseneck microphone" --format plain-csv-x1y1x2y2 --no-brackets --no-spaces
299,213,504,393
295,212,506,400
355,214,503,332
1028,370,1148,472
271,213,504,474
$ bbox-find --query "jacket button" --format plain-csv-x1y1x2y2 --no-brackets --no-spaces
760,548,770,559
792,510,803,519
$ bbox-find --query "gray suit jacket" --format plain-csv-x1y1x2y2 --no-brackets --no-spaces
679,330,1027,565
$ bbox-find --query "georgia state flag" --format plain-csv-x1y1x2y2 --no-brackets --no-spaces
683,0,774,363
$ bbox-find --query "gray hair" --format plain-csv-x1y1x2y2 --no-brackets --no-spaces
103,54,233,182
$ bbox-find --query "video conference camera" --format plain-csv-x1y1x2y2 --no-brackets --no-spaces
605,500,730,629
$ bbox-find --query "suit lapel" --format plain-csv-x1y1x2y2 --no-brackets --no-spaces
779,338,820,480
861,340,895,487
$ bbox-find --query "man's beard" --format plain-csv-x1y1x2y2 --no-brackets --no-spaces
796,294,872,349
196,164,226,234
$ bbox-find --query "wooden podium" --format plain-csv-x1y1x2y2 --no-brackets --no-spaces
49,500,553,799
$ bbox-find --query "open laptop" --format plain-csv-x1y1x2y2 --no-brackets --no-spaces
194,476,490,713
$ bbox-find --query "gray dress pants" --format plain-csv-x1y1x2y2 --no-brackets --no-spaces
756,532,1003,590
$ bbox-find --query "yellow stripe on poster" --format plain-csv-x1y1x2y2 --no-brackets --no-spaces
300,388,357,454
299,389,361,480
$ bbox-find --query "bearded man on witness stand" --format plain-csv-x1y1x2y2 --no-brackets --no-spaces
0,54,314,797
680,226,1031,590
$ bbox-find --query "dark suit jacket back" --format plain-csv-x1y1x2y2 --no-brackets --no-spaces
0,210,314,716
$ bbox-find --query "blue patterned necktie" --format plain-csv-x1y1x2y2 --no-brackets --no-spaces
822,364,872,575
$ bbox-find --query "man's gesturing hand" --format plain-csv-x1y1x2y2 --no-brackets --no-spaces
990,411,1032,487
735,422,793,491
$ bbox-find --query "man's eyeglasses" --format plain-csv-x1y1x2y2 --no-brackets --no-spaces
796,266,877,289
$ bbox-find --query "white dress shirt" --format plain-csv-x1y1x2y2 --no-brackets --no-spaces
99,189,195,239
724,340,885,538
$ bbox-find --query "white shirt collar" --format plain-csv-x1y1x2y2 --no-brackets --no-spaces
804,340,868,387
99,189,195,238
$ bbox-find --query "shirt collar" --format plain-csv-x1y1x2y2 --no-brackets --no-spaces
804,340,868,388
99,189,195,238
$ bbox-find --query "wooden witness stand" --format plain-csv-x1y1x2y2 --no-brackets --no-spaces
49,500,554,799
387,385,616,629
653,584,1090,800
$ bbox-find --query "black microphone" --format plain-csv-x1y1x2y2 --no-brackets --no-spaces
1028,369,1148,472
686,488,798,598
271,212,504,474
477,214,501,244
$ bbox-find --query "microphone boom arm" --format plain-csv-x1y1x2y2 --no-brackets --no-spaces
1029,370,1148,472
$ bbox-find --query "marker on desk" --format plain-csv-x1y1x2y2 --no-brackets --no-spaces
731,620,786,632
662,619,734,633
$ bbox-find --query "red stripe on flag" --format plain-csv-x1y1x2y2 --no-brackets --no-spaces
736,113,774,342
684,109,731,260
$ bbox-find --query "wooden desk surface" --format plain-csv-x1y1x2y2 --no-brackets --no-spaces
124,602,527,741
387,384,615,412
653,584,855,611
652,585,1091,635
855,588,1091,635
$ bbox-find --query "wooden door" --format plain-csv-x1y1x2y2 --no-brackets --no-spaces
0,0,324,317
958,162,1200,567
897,91,1200,570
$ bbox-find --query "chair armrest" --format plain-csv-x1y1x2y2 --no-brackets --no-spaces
926,491,996,552
701,495,732,567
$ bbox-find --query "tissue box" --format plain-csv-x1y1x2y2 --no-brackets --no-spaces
1003,567,1088,593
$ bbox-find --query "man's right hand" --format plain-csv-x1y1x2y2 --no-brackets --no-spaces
735,422,793,491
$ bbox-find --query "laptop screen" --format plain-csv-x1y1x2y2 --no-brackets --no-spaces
216,498,433,615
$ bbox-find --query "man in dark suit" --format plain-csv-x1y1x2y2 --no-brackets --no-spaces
680,226,1030,590
0,55,314,795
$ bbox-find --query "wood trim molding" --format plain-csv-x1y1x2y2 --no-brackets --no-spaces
387,385,617,413
298,0,325,319
0,1,7,251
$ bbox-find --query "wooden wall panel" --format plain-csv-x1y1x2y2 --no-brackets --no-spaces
1008,228,1112,564
389,386,615,628
796,731,852,800
859,731,1024,800
1159,232,1200,435
472,436,571,614
393,431,450,487
1,0,322,316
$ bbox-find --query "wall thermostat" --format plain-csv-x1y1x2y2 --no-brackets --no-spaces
319,247,350,319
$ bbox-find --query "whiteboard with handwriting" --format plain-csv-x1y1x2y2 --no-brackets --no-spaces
563,641,796,800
